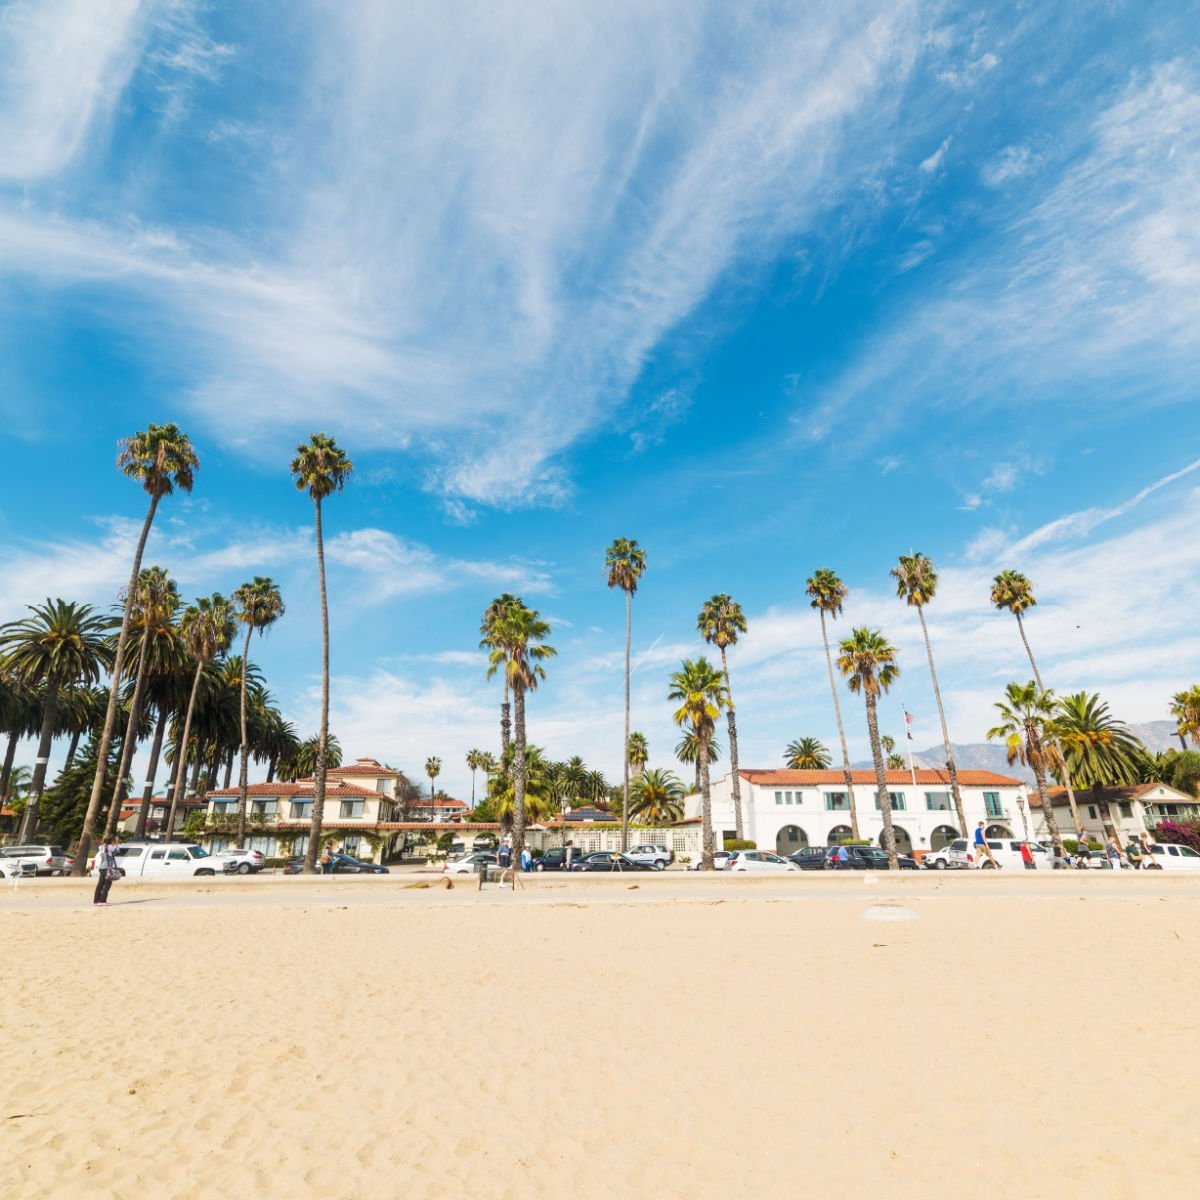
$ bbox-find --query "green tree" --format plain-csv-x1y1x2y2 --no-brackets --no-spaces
697,593,747,840
1169,685,1200,749
784,737,831,769
232,578,285,848
627,732,649,777
163,594,236,842
77,423,198,874
668,657,727,870
674,729,721,793
425,756,442,819
485,599,555,857
987,681,1064,852
837,628,900,868
282,733,343,781
606,537,647,850
480,594,519,755
892,552,966,837
630,767,686,825
806,569,861,840
292,432,354,874
465,748,489,809
0,600,111,840
1054,692,1143,843
40,734,128,847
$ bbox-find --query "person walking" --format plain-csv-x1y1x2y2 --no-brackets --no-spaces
319,844,333,874
974,822,999,869
520,844,531,872
1020,841,1036,870
563,840,576,871
836,844,849,869
1139,831,1160,869
1105,835,1125,870
1124,834,1144,870
497,837,512,887
93,837,120,906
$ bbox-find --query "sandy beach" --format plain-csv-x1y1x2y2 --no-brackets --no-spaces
4,872,1199,1199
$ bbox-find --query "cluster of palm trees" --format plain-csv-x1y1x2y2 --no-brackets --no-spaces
0,424,353,874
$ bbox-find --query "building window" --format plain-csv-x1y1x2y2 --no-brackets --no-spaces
343,836,361,856
785,792,795,806
824,792,849,812
292,835,309,857
248,836,273,855
1088,806,1097,820
290,801,313,819
983,792,1003,818
250,800,277,817
775,791,783,806
376,778,389,793
925,792,952,812
213,801,236,815
875,792,905,811
1118,802,1132,819
340,800,365,819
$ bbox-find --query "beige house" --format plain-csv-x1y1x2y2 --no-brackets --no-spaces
1029,782,1199,843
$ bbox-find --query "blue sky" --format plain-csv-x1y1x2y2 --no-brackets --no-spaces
2,1,1199,799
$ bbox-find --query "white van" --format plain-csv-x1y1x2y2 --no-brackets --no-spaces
93,842,222,878
1145,842,1200,872
924,837,1053,870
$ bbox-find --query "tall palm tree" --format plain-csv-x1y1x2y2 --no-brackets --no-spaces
164,594,236,843
76,423,198,874
987,682,1064,852
232,578,285,848
480,594,519,755
836,627,900,868
425,756,442,819
806,569,860,840
104,566,180,838
485,599,555,857
630,767,685,825
606,537,647,850
291,432,354,873
558,755,588,810
466,748,487,810
668,657,727,869
674,730,721,793
784,737,831,769
281,733,343,782
1169,686,1200,749
1054,691,1143,843
892,553,966,836
627,732,649,778
0,678,41,801
697,593,747,840
0,601,110,839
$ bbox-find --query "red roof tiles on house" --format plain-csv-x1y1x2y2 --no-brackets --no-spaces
1027,783,1176,808
326,758,406,778
206,781,377,798
739,768,1024,787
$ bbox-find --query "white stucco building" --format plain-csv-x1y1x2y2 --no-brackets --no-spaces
690,768,1030,855
1029,782,1200,844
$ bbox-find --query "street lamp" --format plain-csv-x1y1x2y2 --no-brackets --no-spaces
1015,795,1029,841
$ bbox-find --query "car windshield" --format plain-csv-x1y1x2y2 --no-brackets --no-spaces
191,847,211,858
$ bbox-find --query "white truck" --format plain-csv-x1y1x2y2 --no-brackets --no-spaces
92,841,223,878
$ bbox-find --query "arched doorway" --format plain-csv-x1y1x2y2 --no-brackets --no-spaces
827,825,852,846
985,824,1014,839
930,825,959,851
880,826,913,853
776,825,808,854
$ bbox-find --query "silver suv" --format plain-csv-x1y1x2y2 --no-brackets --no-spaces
624,844,673,870
0,845,71,876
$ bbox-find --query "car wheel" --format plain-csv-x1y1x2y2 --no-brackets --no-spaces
980,861,995,869
652,860,665,871
934,859,947,870
237,862,252,875
536,863,545,872
197,869,216,876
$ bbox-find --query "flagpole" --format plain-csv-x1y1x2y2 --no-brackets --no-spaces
903,706,917,787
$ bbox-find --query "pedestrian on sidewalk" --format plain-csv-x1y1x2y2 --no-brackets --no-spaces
1020,841,1036,870
1105,835,1125,870
974,822,999,868
93,837,120,906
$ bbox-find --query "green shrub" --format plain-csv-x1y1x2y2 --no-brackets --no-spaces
723,838,756,850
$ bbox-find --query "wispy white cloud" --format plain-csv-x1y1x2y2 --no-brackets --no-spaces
980,143,1036,186
919,135,951,173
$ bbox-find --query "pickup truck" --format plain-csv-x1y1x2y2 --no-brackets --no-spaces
91,841,223,878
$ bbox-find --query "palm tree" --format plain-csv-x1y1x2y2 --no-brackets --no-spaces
806,569,860,840
990,570,1042,685
668,657,727,870
630,767,686,824
466,748,488,809
163,594,236,843
1054,692,1143,843
987,682,1064,852
104,566,180,838
784,737,831,769
56,686,106,771
697,593,747,840
837,627,900,868
232,578,285,848
480,594,519,755
425,756,442,819
675,730,721,792
0,678,41,801
1169,686,1200,749
557,755,587,811
291,432,354,873
606,538,647,851
0,601,110,839
892,553,966,837
280,733,343,782
627,732,649,778
485,599,555,857
76,423,198,874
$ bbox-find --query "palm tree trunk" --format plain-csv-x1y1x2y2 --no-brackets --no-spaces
63,729,82,770
2,729,21,799
821,610,860,840
165,660,205,844
1029,739,1063,852
1094,782,1119,844
699,734,714,869
224,749,234,790
916,606,966,836
73,492,160,873
305,496,330,875
512,683,527,856
865,691,897,868
470,767,476,810
621,588,632,852
105,634,151,838
19,686,59,841
134,708,168,838
1015,612,1044,690
501,681,511,755
189,750,203,795
266,756,276,784
236,624,253,849
721,645,744,840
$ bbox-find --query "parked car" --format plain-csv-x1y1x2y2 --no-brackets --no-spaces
212,847,266,875
570,852,652,872
826,845,919,870
923,839,975,870
725,850,798,873
1144,843,1200,871
688,851,733,871
326,853,389,874
531,848,582,871
623,844,674,870
0,844,71,876
443,852,498,875
788,847,830,870
95,841,222,878
0,859,37,878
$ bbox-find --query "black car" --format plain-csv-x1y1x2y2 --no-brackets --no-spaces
283,853,390,875
533,847,584,871
787,847,830,871
825,845,918,870
570,852,652,872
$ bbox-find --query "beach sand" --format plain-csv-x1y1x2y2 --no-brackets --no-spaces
3,872,1199,1199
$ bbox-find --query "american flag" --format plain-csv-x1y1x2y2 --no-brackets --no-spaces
903,709,915,740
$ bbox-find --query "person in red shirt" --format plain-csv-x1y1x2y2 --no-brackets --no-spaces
1020,841,1035,870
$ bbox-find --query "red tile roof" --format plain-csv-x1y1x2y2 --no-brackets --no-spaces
206,782,377,798
739,768,1024,787
1027,783,1180,808
326,758,406,778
